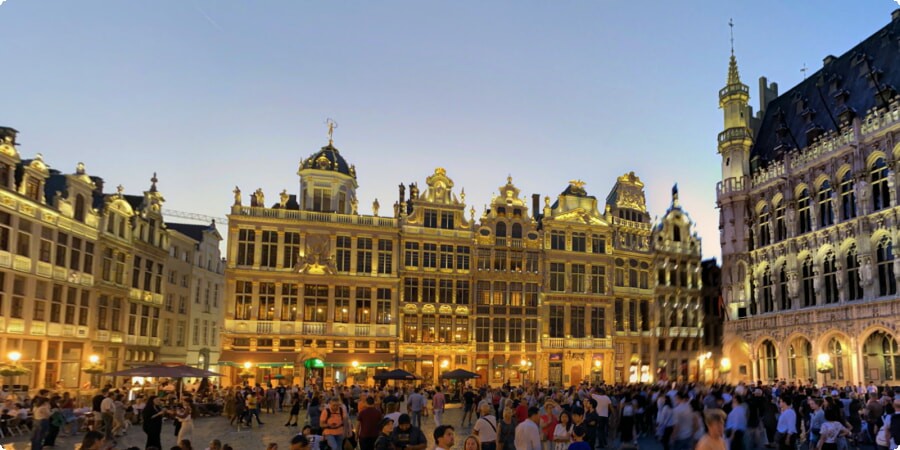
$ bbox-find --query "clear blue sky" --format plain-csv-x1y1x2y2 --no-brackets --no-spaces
0,1,895,259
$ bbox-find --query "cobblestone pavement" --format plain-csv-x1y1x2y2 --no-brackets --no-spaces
0,406,665,450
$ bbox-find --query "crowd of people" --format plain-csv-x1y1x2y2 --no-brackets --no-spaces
1,379,898,450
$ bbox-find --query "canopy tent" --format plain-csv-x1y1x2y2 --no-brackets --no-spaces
104,364,221,378
440,368,480,380
372,369,421,381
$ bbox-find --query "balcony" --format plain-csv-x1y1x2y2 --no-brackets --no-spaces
717,127,752,146
542,337,613,349
232,207,398,228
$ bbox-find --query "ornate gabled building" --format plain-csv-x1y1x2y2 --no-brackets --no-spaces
652,186,704,382
397,168,474,382
472,177,542,384
720,10,900,385
539,180,613,386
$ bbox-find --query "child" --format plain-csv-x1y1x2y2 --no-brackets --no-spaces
569,426,592,450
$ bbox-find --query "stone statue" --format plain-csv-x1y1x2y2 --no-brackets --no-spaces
253,188,265,207
351,197,358,215
373,198,380,216
787,271,800,299
393,201,400,218
861,257,874,286
233,186,242,206
279,189,289,208
813,268,822,294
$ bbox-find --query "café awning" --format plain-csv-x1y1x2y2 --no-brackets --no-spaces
218,350,298,367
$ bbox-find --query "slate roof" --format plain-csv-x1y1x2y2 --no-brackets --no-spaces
299,144,355,178
752,12,900,169
166,222,213,242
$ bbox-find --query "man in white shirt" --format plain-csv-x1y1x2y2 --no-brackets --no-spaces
514,406,542,450
473,403,498,450
434,424,455,450
671,392,697,450
100,392,116,440
775,396,796,450
591,388,612,449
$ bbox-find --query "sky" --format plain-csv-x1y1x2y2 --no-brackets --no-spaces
0,1,896,260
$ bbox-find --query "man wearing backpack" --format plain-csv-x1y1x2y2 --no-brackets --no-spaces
321,397,347,450
473,403,498,450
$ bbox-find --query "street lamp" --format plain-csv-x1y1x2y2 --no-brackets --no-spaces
698,352,712,382
240,362,254,382
89,354,100,365
816,353,833,387
8,351,21,363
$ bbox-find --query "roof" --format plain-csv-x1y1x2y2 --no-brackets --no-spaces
550,181,594,209
122,194,144,212
752,11,900,167
299,143,355,178
166,222,216,242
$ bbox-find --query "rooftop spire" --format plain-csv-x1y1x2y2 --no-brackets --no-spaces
729,18,734,56
326,118,338,146
672,183,680,208
726,18,744,86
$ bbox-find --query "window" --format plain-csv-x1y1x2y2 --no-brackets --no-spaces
283,232,301,268
549,305,565,338
802,255,816,307
508,318,522,342
424,210,438,228
25,179,40,201
236,229,255,266
438,316,453,342
592,307,606,338
456,281,469,305
823,251,838,304
591,266,606,294
403,278,418,302
872,158,891,211
335,286,351,323
779,267,791,311
494,250,506,271
797,188,812,234
357,237,373,273
257,282,275,320
115,253,126,285
422,278,436,302
475,317,490,343
818,181,834,227
525,318,538,343
0,211,10,252
629,268,638,288
423,243,437,268
312,188,331,212
492,281,507,305
550,263,565,292
525,283,539,307
840,171,857,220
762,341,778,381
260,231,278,268
335,236,352,272
404,242,420,268
492,318,506,342
761,267,773,313
234,281,252,320
376,288,392,324
550,231,565,250
303,285,328,322
591,235,606,254
877,236,896,297
571,232,586,252
193,319,200,345
847,244,863,301
640,301,650,331
456,246,470,270
39,228,52,263
571,306,585,338
615,299,624,332
440,212,454,229
10,276,25,319
404,316,419,343
16,219,31,257
496,222,507,237
281,284,299,321
440,244,454,269
377,239,393,274
628,300,638,332
439,279,453,304
421,315,435,342
571,264,585,293
525,252,539,272
774,201,787,241
511,223,522,238
758,206,771,246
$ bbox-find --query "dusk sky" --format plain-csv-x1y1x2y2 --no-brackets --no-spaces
1,1,896,259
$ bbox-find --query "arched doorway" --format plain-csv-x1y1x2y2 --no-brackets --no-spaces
824,336,848,383
758,340,778,382
571,365,583,386
863,330,900,383
788,337,813,383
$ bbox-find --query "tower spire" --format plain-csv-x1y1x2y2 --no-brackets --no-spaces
727,18,742,86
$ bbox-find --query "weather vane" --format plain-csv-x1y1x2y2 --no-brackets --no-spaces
326,118,338,145
801,63,808,79
729,18,734,55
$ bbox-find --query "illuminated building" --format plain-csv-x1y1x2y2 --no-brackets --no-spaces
720,10,900,384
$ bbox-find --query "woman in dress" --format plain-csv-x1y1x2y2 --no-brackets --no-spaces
286,393,301,426
176,398,195,444
142,396,166,450
553,411,574,450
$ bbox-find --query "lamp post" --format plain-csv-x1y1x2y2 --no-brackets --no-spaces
698,352,711,383
518,358,532,385
240,361,254,385
85,354,103,389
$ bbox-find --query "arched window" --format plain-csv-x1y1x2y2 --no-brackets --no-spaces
495,222,507,238
762,341,778,381
761,267,774,313
846,244,863,300
876,236,896,297
673,225,682,242
797,188,812,234
823,251,838,304
863,331,900,382
774,200,787,241
758,205,771,246
871,158,891,211
840,171,857,220
778,266,791,311
818,181,834,227
511,223,522,239
827,337,845,381
74,194,86,222
788,338,813,382
802,255,816,307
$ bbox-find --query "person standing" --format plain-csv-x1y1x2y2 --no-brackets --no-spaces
30,396,51,450
177,398,195,444
807,398,825,450
357,397,384,450
671,392,697,450
390,413,428,450
321,397,348,450
374,418,395,450
434,424,456,450
499,408,517,450
592,389,612,450
725,395,748,450
696,410,728,450
142,396,166,450
286,393,301,427
515,406,543,450
100,391,116,441
473,403,499,450
407,387,426,429
462,387,477,427
433,386,446,427
775,396,797,450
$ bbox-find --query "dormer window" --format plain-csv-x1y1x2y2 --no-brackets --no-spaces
496,207,506,216
424,209,438,228
440,212,454,230
74,195,86,222
312,188,331,212
673,226,681,242
0,162,9,189
25,179,41,201
495,222,507,237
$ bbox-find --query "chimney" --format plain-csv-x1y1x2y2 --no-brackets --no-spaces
0,126,18,145
823,55,837,66
893,9,900,21
532,194,540,219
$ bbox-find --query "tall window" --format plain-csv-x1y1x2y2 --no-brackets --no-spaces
628,300,638,332
492,318,506,342
456,281,470,305
403,278,418,302
549,305,565,338
421,315,435,342
524,283,538,307
571,306,585,338
376,288,392,324
591,266,606,294
761,267,773,313
823,251,838,304
877,236,896,297
591,235,606,254
357,238,373,274
16,219,31,257
336,236,351,272
283,232,301,268
377,239,393,274
281,284,298,321
615,299,624,332
423,243,437,268
312,188,331,212
758,206,771,246
818,181,834,227
456,246,470,270
774,201,787,241
510,252,523,272
39,228,52,263
474,318,489,343
404,316,420,343
303,285,328,322
550,263,565,292
404,242,419,267
828,337,845,381
234,281,252,320
571,264,585,293
440,212,454,229
508,318,522,342
439,279,453,304
802,255,816,307
424,210,438,228
763,340,778,381
493,250,507,271
797,188,812,234
640,301,650,331
840,171,857,220
525,252,539,272
439,316,453,342
492,281,507,305
779,267,791,310
591,307,606,337
509,282,523,306
333,286,350,323
524,318,538,343
421,278,436,302
872,157,891,211
550,231,565,250
571,232,586,252
847,244,863,301
257,282,275,320
353,287,370,324
236,229,255,266
0,211,11,252
259,231,278,268
495,222,507,238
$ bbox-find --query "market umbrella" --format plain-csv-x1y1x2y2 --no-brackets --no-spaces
372,369,421,381
440,368,480,380
104,364,222,378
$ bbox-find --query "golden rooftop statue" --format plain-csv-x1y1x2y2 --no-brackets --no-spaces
569,179,586,189
326,118,338,145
